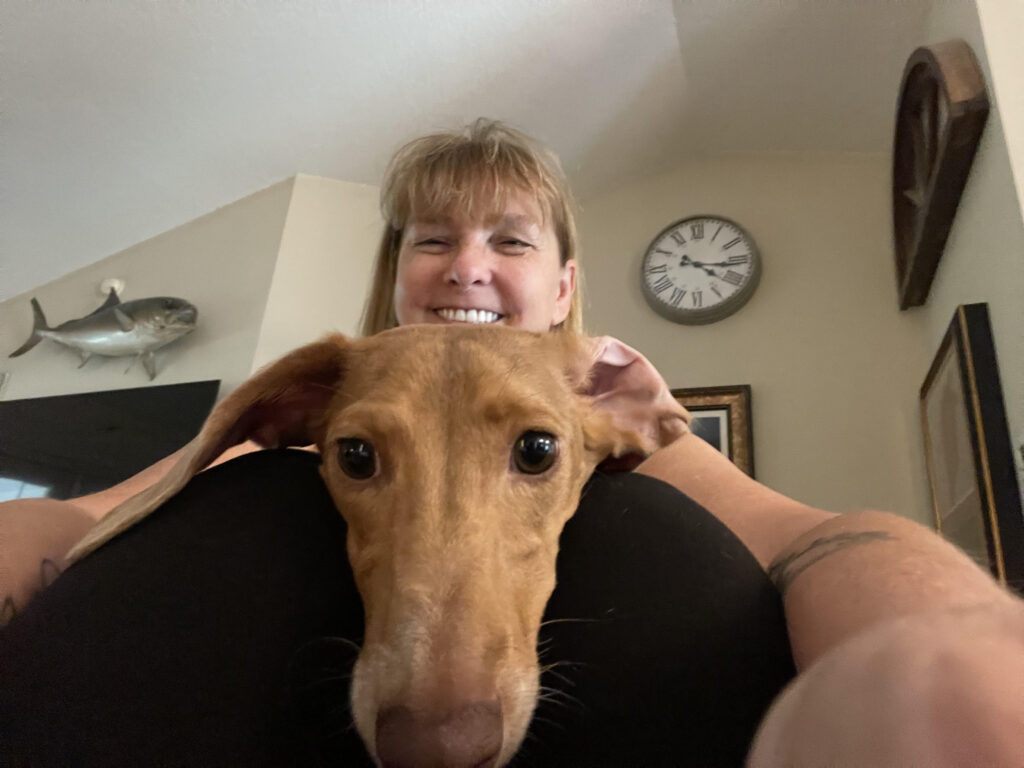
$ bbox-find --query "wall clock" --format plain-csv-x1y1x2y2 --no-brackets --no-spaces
640,215,762,325
892,39,988,310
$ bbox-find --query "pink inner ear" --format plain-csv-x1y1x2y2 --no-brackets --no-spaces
244,384,336,449
583,335,689,449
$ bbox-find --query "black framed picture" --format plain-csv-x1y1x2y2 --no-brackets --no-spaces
671,385,754,477
920,303,1024,593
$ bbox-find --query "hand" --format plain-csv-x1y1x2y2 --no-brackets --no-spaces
747,603,1024,766
0,498,95,624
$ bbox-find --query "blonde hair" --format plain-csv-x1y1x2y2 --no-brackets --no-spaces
359,118,583,336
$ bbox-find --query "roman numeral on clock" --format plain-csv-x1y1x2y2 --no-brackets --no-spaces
692,290,703,308
670,287,686,307
670,231,687,246
646,263,668,275
722,270,744,286
722,236,742,250
651,275,674,294
727,254,749,265
690,222,704,240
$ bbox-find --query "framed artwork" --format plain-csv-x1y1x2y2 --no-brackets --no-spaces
671,385,754,477
921,303,1024,593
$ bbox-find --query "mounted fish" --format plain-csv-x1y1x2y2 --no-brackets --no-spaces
8,289,198,380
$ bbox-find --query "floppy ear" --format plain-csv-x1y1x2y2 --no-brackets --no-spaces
566,335,691,470
67,334,350,562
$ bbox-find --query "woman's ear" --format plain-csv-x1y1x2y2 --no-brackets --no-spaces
550,259,577,327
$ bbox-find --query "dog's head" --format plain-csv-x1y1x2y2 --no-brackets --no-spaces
68,325,688,767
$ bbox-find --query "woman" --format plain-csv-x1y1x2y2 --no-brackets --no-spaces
2,120,1021,767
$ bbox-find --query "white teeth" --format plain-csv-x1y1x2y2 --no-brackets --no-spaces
436,308,500,324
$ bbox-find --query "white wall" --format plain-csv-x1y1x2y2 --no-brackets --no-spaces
251,175,382,369
976,0,1024,226
579,153,933,522
919,0,1024,496
0,180,294,401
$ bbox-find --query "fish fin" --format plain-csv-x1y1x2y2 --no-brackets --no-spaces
142,352,157,380
8,298,51,358
113,307,135,332
87,288,121,316
77,352,92,368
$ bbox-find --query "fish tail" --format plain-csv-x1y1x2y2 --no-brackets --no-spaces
8,298,51,357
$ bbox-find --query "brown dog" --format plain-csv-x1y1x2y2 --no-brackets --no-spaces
68,324,687,767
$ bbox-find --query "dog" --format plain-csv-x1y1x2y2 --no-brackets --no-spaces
68,324,688,767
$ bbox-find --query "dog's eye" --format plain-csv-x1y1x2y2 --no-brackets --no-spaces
513,431,558,474
337,438,377,479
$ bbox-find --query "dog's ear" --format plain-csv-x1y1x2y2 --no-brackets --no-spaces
67,334,350,562
563,334,690,470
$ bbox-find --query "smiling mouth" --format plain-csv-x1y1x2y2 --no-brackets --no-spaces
434,308,503,324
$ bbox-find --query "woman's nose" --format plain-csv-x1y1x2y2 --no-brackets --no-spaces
447,241,492,288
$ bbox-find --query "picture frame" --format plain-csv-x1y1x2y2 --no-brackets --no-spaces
920,303,1024,593
671,385,754,478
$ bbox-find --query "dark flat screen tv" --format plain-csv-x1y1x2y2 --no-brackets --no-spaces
0,380,220,501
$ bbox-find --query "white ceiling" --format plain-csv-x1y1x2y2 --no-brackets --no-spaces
1,0,932,302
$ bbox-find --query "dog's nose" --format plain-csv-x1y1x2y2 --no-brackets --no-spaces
375,700,503,768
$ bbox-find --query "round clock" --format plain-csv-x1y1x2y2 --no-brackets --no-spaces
640,215,762,325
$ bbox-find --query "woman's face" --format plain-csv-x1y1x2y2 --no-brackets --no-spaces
393,189,576,332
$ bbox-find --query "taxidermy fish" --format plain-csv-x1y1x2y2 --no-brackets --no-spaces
8,289,198,380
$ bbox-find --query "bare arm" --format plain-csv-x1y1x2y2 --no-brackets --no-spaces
638,432,1024,763
635,432,1017,666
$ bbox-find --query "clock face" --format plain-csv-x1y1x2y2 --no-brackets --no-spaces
640,215,762,325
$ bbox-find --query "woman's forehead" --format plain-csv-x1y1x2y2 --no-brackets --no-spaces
406,183,551,228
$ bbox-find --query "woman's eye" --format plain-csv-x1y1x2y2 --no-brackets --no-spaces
497,238,531,252
337,438,377,480
415,238,449,252
513,431,558,474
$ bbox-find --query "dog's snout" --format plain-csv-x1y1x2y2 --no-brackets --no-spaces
375,700,503,768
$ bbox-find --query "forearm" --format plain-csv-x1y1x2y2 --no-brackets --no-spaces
637,433,1015,669
771,508,1016,667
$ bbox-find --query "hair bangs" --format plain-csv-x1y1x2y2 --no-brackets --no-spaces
388,139,556,230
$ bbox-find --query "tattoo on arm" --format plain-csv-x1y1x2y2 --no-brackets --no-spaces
768,530,896,595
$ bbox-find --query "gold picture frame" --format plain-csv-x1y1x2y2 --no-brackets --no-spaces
921,303,1024,593
671,385,754,477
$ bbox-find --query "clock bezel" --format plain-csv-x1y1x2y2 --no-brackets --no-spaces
640,214,762,326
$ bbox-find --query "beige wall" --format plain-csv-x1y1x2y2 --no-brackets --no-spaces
0,175,384,405
252,175,382,369
976,0,1024,224
0,180,294,401
579,153,933,522
919,0,1024,497
577,0,1024,522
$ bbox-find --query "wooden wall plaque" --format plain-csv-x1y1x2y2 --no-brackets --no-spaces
892,39,989,310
